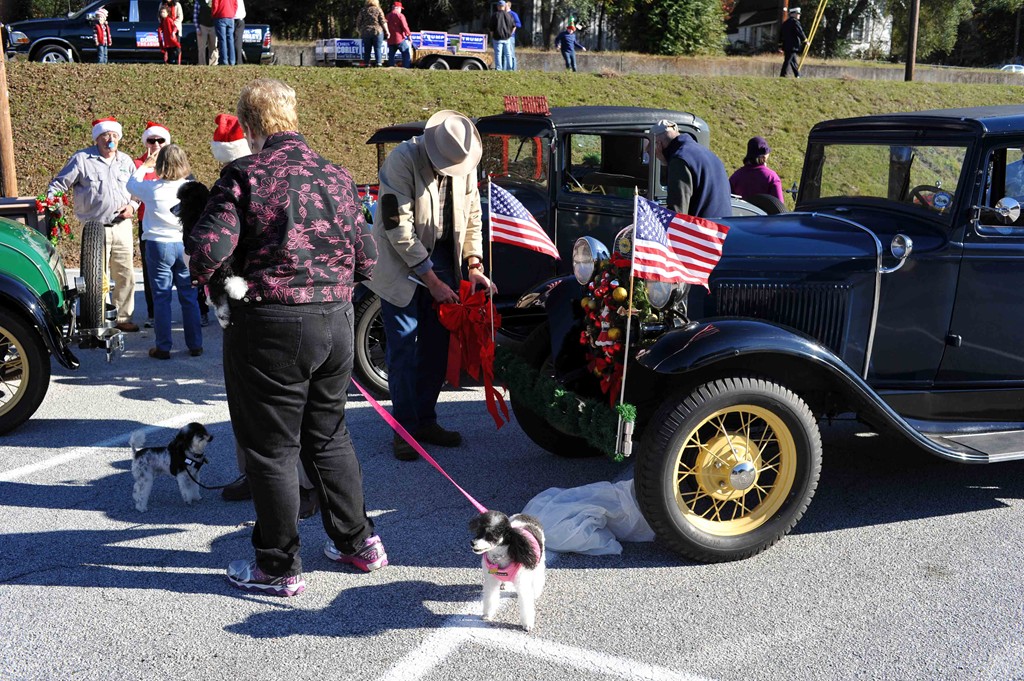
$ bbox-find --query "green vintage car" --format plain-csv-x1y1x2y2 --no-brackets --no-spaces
0,211,122,434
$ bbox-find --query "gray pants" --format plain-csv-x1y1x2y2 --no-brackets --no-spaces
197,24,217,64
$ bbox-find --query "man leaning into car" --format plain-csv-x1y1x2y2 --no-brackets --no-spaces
47,116,140,332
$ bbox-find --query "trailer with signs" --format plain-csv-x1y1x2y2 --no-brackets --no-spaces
314,31,490,69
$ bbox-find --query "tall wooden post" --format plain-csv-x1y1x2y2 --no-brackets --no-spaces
904,0,920,82
0,48,18,197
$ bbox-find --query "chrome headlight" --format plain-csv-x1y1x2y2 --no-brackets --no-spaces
10,30,29,45
572,236,609,285
645,280,674,309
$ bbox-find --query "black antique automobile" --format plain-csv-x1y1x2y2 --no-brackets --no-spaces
351,106,769,396
511,105,1024,563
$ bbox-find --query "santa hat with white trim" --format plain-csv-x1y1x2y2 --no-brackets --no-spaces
141,120,171,145
210,113,251,164
91,116,122,140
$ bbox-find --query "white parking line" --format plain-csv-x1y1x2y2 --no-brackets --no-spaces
0,412,203,482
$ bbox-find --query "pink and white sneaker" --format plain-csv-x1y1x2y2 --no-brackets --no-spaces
324,534,389,572
226,560,305,597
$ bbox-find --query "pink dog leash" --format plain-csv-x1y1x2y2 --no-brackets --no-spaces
352,379,489,514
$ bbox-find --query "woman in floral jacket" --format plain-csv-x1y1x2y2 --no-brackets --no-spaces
187,78,384,597
356,0,389,67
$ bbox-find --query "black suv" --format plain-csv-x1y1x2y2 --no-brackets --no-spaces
510,105,1024,564
351,106,768,396
5,0,274,64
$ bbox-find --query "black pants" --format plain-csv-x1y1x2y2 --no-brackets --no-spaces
224,300,374,576
780,50,800,77
234,18,245,64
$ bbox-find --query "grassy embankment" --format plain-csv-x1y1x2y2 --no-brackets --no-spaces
7,61,1022,263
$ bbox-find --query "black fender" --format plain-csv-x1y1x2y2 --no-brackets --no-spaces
637,318,988,464
0,273,79,370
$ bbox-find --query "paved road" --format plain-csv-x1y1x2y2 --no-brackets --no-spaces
2,287,1024,680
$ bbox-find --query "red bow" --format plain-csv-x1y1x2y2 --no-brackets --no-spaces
436,281,510,429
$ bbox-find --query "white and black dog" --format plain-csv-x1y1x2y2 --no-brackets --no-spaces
469,510,546,632
130,423,214,512
175,181,247,329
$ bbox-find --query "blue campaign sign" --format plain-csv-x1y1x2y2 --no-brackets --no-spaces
410,32,421,49
459,33,487,52
420,30,448,49
335,38,363,59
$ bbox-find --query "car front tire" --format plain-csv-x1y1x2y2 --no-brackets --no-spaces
353,294,390,398
0,311,51,435
636,376,822,562
34,45,74,63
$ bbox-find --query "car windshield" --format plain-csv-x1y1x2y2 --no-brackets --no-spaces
803,141,969,222
480,134,548,191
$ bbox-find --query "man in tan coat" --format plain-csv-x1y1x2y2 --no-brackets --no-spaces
366,110,493,460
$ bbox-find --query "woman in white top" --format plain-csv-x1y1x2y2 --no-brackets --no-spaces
127,144,203,359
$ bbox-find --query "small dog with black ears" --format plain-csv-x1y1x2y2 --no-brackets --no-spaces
469,510,546,632
175,181,247,329
130,423,214,512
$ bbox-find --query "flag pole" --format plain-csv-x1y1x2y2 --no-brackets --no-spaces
614,189,640,458
487,176,496,343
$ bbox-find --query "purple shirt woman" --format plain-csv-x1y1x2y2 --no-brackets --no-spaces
729,136,785,203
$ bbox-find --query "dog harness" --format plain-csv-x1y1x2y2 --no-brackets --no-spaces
484,528,541,583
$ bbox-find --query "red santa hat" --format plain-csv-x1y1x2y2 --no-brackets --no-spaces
91,116,122,140
140,120,171,145
210,113,251,164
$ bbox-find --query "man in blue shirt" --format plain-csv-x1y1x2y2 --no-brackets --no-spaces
507,1,521,70
554,24,585,72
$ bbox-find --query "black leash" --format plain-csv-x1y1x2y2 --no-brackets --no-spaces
184,463,245,491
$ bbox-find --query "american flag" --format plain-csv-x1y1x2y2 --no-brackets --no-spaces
490,184,559,259
633,197,730,288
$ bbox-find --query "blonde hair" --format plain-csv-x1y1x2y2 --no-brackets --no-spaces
155,144,191,181
365,0,380,6
236,78,298,140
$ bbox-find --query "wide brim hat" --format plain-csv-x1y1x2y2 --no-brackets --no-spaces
423,110,481,177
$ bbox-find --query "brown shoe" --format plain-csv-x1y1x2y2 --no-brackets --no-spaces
221,475,251,501
117,321,140,332
148,347,171,360
299,487,320,519
414,423,463,447
392,436,419,461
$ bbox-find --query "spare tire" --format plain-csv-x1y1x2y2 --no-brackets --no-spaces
744,193,786,215
78,220,106,331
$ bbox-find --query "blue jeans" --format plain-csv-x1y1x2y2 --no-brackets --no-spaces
144,240,202,353
493,39,511,71
388,39,411,67
562,49,577,72
379,273,454,433
215,17,235,65
97,44,108,63
509,35,517,70
363,32,384,66
223,301,374,576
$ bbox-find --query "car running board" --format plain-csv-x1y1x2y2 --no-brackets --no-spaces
926,431,1024,463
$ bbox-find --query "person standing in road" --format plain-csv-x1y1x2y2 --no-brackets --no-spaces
385,1,412,68
729,135,785,204
366,110,494,461
651,119,732,219
554,24,585,72
357,0,389,67
233,0,246,64
194,0,217,64
489,0,515,71
47,117,140,333
780,6,806,78
212,0,237,65
187,79,384,596
506,0,521,70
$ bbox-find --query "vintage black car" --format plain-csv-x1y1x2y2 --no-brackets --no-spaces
5,0,274,64
351,106,770,396
510,105,1024,563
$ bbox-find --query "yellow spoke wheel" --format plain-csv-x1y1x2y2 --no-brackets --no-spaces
636,376,821,563
0,324,28,418
674,405,797,536
0,314,51,434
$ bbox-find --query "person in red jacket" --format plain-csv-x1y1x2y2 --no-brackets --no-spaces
385,1,412,68
93,8,112,64
212,0,238,65
157,6,181,64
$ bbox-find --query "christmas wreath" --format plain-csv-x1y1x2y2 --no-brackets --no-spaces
579,253,659,404
35,192,73,246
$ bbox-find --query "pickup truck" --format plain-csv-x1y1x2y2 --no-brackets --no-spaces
5,0,274,64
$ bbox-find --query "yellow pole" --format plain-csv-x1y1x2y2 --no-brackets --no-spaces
799,0,829,72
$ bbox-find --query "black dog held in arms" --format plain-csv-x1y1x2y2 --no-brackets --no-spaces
175,181,247,328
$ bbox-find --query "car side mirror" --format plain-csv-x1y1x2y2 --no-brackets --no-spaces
995,196,1021,223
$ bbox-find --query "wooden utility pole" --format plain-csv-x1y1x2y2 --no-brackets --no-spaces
0,48,18,197
904,0,920,81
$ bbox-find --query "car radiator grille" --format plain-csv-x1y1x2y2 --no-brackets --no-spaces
712,282,851,354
